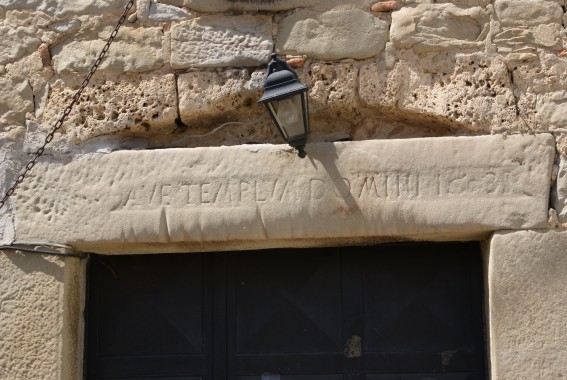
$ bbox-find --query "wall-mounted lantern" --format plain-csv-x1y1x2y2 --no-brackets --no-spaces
258,53,310,158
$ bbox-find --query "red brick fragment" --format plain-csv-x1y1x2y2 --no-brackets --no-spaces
371,1,399,12
38,44,51,67
287,57,306,68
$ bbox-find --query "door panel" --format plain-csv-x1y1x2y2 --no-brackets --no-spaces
86,254,213,379
227,249,348,378
86,244,487,380
362,244,485,377
366,374,472,380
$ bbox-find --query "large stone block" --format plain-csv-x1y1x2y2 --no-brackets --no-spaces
51,26,164,74
494,0,563,27
41,74,177,143
276,9,388,60
160,0,369,12
0,251,84,379
391,3,488,53
170,15,273,68
489,230,567,379
162,0,316,12
13,135,554,253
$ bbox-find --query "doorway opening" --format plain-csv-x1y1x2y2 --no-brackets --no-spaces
85,243,488,380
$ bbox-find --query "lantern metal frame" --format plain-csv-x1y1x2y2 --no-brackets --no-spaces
258,53,310,157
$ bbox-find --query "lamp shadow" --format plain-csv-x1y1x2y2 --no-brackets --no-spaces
305,142,362,216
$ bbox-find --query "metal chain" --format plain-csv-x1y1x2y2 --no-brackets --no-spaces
0,0,135,211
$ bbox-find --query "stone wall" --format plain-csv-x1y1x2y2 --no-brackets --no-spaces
1,0,567,231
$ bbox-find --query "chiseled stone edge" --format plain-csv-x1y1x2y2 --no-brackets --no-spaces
489,230,567,380
13,134,555,253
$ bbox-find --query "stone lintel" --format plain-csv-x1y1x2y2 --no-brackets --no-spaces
14,135,555,253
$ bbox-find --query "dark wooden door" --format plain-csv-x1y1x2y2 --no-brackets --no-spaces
86,253,213,379
86,243,487,380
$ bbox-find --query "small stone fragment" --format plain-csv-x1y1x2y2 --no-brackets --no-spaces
38,44,51,67
287,57,306,68
559,50,567,57
371,1,399,12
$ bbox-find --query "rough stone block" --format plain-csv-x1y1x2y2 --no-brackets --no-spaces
0,24,41,65
359,54,518,132
0,251,84,379
41,74,177,143
0,76,34,126
303,63,359,117
162,0,318,12
13,135,554,253
0,0,127,16
489,230,567,379
170,15,273,68
276,9,388,60
436,0,490,5
537,91,567,130
552,156,567,224
51,26,164,75
494,0,563,27
148,2,191,21
391,3,488,53
177,69,264,127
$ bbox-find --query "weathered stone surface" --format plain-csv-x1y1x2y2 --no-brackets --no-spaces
494,0,564,27
489,230,567,379
391,4,488,53
42,74,177,143
537,91,567,130
5,50,53,95
51,26,164,74
0,76,34,126
148,2,191,21
302,63,360,125
436,0,490,5
552,156,567,224
494,25,563,63
136,0,192,22
162,0,317,12
170,15,272,69
0,24,41,65
277,9,388,60
0,127,25,244
359,53,519,132
0,251,84,379
13,135,554,253
0,0,126,16
177,69,264,128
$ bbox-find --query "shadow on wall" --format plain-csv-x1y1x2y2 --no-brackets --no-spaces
3,251,65,281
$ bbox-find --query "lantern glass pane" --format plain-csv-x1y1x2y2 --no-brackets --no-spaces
267,94,305,140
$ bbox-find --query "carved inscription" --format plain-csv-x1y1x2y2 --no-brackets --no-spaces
111,168,529,211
